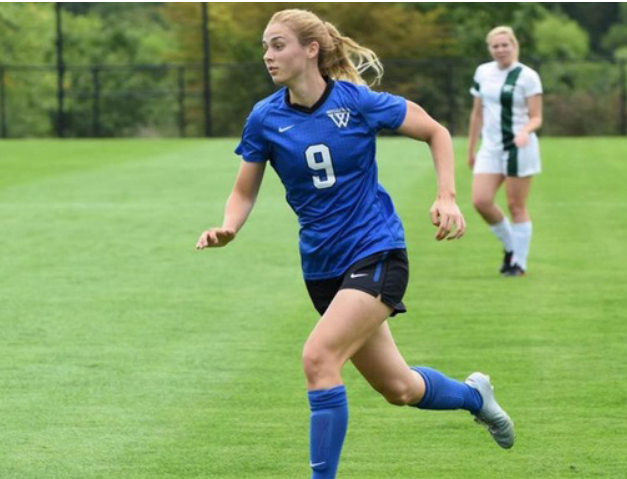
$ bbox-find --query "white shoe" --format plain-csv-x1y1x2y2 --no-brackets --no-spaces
465,372,515,449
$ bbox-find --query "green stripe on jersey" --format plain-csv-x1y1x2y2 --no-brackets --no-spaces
507,146,519,176
473,80,480,92
500,66,523,176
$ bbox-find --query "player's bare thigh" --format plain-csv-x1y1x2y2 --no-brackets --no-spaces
302,289,393,390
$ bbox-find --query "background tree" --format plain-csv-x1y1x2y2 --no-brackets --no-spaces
1,2,625,137
162,2,452,135
0,3,55,136
543,2,620,56
601,4,627,60
534,10,589,60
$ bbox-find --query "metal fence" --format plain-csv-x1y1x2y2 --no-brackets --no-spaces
0,58,625,138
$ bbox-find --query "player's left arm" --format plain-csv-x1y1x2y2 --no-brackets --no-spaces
396,100,465,241
514,94,543,148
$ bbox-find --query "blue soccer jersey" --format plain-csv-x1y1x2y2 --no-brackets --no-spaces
235,79,408,280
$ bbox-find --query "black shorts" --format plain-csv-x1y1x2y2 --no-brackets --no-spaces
305,249,409,317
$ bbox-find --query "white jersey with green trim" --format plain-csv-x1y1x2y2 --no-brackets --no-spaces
470,61,542,151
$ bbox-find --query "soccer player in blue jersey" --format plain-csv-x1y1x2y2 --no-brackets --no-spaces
197,9,514,478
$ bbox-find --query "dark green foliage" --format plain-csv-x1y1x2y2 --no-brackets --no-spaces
0,3,626,137
539,60,622,135
543,2,620,53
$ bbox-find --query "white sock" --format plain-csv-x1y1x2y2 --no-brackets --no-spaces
489,217,514,252
511,221,532,270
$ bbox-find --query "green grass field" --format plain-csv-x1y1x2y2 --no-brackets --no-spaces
1,137,626,479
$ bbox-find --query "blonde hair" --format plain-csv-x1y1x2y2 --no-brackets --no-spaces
268,9,383,86
486,26,520,62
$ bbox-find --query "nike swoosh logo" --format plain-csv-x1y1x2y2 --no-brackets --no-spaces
309,462,326,468
279,125,295,133
350,273,368,279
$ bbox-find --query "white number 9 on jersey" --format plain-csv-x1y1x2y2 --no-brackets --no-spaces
305,144,336,189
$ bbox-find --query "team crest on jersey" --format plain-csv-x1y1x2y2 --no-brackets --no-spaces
326,108,351,128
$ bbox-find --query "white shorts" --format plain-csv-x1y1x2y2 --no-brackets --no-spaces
474,135,541,177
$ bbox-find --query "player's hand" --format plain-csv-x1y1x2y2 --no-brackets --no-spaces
468,153,476,170
514,131,529,148
196,227,236,249
430,197,466,241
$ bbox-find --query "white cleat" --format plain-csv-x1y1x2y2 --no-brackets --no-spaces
465,372,515,449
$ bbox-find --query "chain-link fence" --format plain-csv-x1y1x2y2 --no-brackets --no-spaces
1,58,625,138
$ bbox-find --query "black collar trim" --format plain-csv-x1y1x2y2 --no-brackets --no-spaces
285,78,335,114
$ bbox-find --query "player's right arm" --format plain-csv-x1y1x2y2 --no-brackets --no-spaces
196,161,266,249
467,96,483,170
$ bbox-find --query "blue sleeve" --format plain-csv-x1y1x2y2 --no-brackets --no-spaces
358,86,407,132
234,108,269,163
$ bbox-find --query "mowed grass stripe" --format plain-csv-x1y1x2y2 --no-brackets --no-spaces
0,138,626,478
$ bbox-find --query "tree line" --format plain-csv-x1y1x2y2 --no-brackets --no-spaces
0,2,625,137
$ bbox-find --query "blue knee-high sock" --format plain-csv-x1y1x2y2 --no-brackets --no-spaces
308,385,348,479
410,367,482,413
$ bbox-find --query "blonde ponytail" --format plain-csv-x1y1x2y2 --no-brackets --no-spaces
321,21,383,85
269,9,384,86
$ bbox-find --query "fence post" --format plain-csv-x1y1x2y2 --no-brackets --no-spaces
92,67,100,137
178,67,186,138
201,2,212,137
0,66,6,138
619,59,626,136
55,3,65,137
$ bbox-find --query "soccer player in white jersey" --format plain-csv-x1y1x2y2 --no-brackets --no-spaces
468,26,543,276
198,10,514,479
